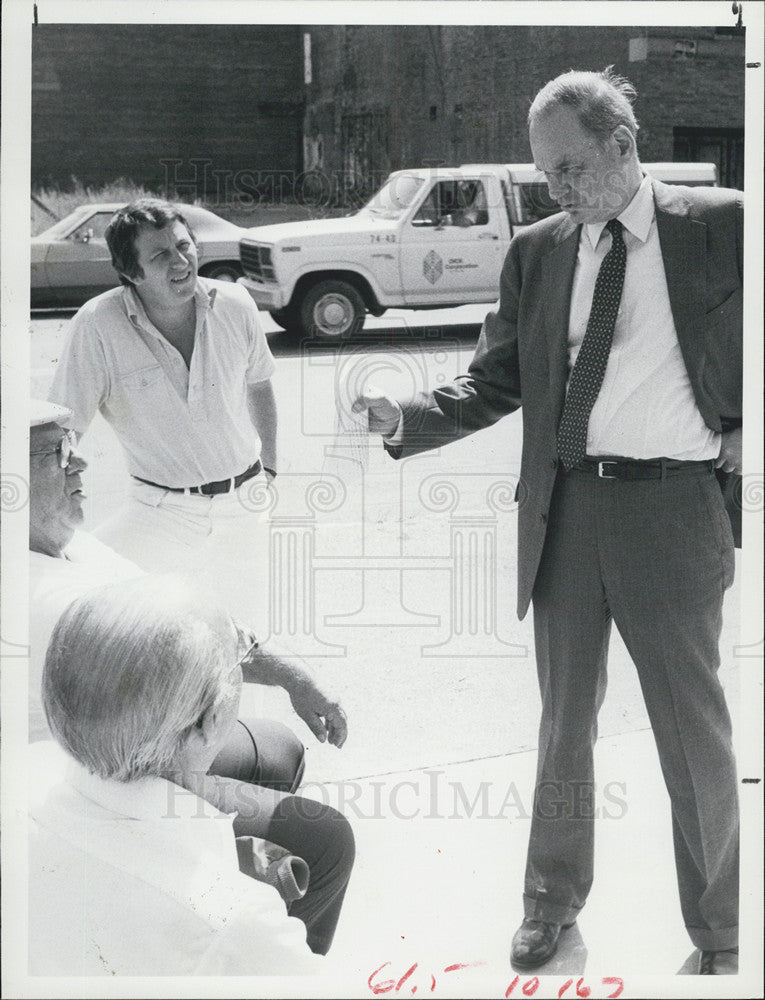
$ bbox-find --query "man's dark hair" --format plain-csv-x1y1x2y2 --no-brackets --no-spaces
105,198,196,286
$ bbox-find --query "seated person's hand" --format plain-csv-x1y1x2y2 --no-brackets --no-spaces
289,679,348,748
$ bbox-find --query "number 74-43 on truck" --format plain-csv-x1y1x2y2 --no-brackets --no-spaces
237,162,717,340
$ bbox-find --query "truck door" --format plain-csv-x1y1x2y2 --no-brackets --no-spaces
399,177,504,305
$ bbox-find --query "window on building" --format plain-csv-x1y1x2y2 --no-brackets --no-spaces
673,126,744,190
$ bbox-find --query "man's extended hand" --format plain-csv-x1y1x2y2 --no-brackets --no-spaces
716,427,742,475
351,385,402,437
288,679,348,748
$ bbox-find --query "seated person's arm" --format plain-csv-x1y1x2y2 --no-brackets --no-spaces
237,630,347,748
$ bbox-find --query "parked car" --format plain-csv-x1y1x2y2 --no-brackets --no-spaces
31,203,246,309
238,161,718,339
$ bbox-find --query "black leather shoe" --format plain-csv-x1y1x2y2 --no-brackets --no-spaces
511,918,571,969
699,947,738,974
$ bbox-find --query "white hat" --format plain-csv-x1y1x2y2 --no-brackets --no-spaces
30,399,73,428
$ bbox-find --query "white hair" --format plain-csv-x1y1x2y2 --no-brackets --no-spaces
42,576,237,781
528,66,640,141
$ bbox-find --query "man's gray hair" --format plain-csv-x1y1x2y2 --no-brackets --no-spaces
528,66,639,140
42,576,236,781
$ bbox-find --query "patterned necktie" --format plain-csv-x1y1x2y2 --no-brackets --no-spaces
557,218,627,470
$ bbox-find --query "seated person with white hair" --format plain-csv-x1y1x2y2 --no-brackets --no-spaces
29,400,354,956
29,577,326,975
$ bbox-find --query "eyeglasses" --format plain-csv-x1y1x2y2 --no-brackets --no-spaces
30,429,78,469
234,621,258,666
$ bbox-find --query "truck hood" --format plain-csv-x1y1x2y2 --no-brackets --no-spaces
240,214,398,246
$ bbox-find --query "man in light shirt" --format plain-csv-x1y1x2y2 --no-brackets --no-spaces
47,198,277,631
28,399,354,956
356,68,742,974
29,576,320,976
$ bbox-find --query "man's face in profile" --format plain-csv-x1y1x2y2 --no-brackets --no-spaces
30,423,87,553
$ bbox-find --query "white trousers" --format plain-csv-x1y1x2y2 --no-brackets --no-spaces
93,477,271,637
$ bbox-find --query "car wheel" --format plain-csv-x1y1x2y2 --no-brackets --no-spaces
199,261,242,282
298,280,365,340
269,307,299,332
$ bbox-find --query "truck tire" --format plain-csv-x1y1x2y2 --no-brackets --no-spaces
298,280,366,340
199,261,242,282
269,307,299,332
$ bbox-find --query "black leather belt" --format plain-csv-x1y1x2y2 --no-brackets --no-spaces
133,460,262,496
571,457,715,481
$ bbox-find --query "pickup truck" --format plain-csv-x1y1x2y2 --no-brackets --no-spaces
238,162,717,339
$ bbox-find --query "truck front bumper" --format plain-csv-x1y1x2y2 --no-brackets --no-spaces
237,276,287,311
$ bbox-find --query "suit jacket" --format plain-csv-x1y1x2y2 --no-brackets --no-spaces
391,179,744,619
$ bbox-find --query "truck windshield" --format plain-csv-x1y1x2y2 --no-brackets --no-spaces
358,174,425,218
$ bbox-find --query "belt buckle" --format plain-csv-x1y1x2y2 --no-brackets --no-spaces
598,461,618,479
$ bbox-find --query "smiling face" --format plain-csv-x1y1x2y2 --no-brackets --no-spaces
30,423,88,557
530,106,640,225
129,221,198,310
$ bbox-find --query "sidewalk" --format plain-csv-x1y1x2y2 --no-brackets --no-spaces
304,729,686,984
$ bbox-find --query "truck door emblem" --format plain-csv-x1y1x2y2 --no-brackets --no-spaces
423,250,443,284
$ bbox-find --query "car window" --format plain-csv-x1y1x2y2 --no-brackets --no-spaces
412,179,489,228
516,183,559,223
68,213,113,243
358,175,425,219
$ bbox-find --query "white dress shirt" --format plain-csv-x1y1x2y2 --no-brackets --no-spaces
28,741,317,976
567,174,720,460
49,278,276,486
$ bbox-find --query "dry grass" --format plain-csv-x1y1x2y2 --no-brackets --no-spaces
32,177,346,236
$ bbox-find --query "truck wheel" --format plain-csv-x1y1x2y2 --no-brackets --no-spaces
299,280,365,340
269,307,299,332
199,261,242,282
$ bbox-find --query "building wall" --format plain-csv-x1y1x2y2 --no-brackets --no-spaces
303,25,746,195
32,24,305,195
32,24,745,197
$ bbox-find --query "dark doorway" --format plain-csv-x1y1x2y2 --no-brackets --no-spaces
673,126,744,190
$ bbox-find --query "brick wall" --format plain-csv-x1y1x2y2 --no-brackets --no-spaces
32,24,305,194
304,25,745,190
32,24,745,196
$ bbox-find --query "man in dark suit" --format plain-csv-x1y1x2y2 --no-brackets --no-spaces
355,68,742,975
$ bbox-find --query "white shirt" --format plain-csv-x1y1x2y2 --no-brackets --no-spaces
28,741,317,976
48,278,276,486
567,174,720,460
29,532,143,742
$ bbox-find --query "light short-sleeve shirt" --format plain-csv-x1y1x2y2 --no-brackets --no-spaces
49,278,276,486
28,741,317,976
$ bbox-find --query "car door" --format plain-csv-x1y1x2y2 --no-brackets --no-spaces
43,211,119,306
399,176,503,306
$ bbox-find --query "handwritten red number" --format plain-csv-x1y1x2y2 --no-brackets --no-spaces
505,975,520,997
575,978,590,998
368,962,396,995
396,964,418,992
430,975,436,992
602,978,624,999
558,978,573,998
522,977,540,996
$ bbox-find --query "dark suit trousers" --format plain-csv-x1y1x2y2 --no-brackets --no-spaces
525,465,738,951
210,717,355,955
